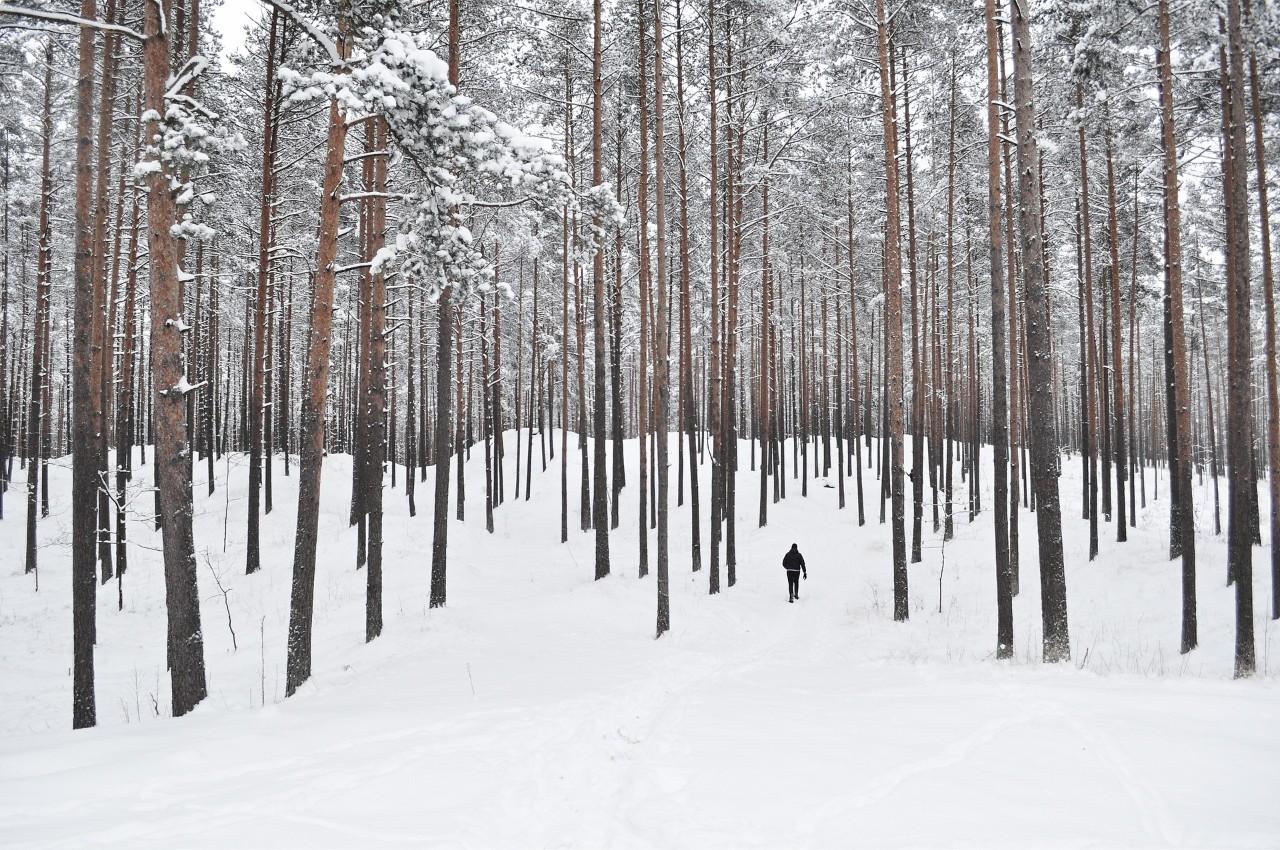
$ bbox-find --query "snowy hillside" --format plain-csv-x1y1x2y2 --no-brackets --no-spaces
1,437,1277,848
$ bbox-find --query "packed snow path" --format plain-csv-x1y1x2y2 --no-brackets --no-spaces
1,436,1277,847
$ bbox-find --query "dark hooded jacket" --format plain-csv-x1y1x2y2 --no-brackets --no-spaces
782,546,805,572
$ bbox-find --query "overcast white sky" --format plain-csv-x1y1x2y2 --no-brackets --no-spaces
210,0,257,64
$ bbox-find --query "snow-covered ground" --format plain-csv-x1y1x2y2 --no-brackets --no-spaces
1,435,1277,848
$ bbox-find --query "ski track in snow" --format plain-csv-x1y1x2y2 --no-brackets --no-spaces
1,435,1278,848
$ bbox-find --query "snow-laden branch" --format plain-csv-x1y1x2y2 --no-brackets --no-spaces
0,2,143,39
279,23,621,303
166,55,210,100
256,0,341,67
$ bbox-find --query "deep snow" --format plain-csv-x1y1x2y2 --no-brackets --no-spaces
1,435,1277,848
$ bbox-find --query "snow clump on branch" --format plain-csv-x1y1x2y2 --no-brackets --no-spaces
279,19,623,302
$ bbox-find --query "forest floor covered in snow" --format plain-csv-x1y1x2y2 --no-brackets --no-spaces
1,435,1278,848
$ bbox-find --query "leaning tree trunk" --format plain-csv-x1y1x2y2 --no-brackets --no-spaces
286,5,352,695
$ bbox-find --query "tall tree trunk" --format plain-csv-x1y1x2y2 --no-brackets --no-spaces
1157,0,1196,652
724,8,739,585
1242,0,1279,620
848,187,865,526
117,126,142,594
26,46,54,580
247,9,278,575
1194,268,1222,535
143,0,208,715
707,0,721,592
1104,125,1128,540
758,118,771,529
1078,86,1101,560
286,4,353,692
876,0,908,622
1222,0,1255,677
560,53,571,545
997,28,1019,590
675,0,700,570
591,0,610,578
611,98,626,525
364,117,387,640
92,0,120,586
429,0,461,609
901,46,924,566
943,64,956,542
71,0,100,730
985,0,1013,655
636,1,651,577
653,0,671,635
1011,0,1069,661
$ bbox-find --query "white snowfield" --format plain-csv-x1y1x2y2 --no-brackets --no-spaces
1,436,1277,848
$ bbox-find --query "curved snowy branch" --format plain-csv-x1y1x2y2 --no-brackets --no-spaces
0,2,143,39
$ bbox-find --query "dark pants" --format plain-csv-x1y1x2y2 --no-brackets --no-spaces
786,570,801,600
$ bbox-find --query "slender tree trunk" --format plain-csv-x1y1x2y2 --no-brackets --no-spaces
901,46,924,566
1194,270,1222,535
707,0,721,592
247,9,278,575
848,188,865,526
92,0,120,586
611,99,625,526
943,65,956,542
997,28,1019,590
1157,0,1196,652
429,1,461,609
724,9,739,585
364,118,387,640
675,0,700,570
26,48,54,580
876,0,908,622
117,129,141,594
985,0,1013,655
653,0,671,635
1104,125,1128,540
561,53,571,545
758,118,771,529
1078,86,1101,560
636,1,651,577
591,0,610,578
1242,0,1279,620
1222,0,1255,676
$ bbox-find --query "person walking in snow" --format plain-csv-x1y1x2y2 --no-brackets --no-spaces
783,543,807,602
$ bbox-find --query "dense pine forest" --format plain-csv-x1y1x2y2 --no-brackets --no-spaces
0,0,1277,844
